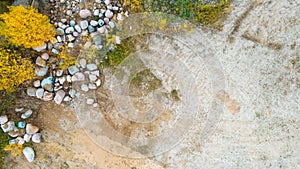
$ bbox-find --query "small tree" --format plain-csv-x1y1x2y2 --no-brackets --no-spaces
0,47,34,92
0,6,55,48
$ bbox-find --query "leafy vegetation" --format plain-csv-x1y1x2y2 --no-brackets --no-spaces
0,130,10,167
0,47,35,92
0,6,55,48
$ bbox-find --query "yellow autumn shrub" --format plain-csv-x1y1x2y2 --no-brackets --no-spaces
58,46,77,70
4,144,24,156
0,6,55,48
0,47,35,92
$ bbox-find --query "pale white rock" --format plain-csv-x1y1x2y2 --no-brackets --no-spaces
104,0,110,5
95,79,101,87
26,124,39,134
93,103,99,107
27,88,37,97
16,137,25,145
86,63,97,71
21,109,33,119
91,70,100,76
63,96,72,102
42,91,54,101
23,147,35,162
74,25,82,33
71,72,85,82
58,76,66,84
15,107,24,112
36,57,46,67
33,43,47,52
116,36,121,44
81,84,89,92
32,133,42,143
90,20,98,26
1,121,15,132
93,9,99,16
105,10,113,18
79,9,92,18
89,74,97,82
41,53,49,60
66,75,72,82
65,27,75,34
69,89,76,98
36,88,44,99
0,115,8,125
66,34,75,42
23,134,31,142
97,26,106,34
54,90,65,104
88,83,97,90
79,58,87,68
86,98,94,105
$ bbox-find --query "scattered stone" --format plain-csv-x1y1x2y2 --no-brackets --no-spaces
33,80,41,88
70,20,76,27
0,115,8,125
63,96,72,102
88,25,95,33
66,10,72,16
54,90,65,104
41,76,54,90
93,9,99,16
57,28,64,35
35,66,49,76
26,124,39,134
23,134,31,142
43,91,54,101
104,0,110,5
15,107,24,112
97,26,106,33
90,20,98,26
32,133,42,143
1,121,15,132
117,13,123,21
17,121,26,129
8,129,19,137
104,17,110,24
89,74,97,82
9,139,16,144
23,147,35,162
112,6,119,11
56,69,64,77
66,34,75,42
69,89,76,98
21,109,33,119
95,79,101,87
82,30,88,36
116,36,121,44
88,83,97,90
36,88,44,99
81,84,89,92
16,137,25,145
79,9,91,18
71,72,85,81
52,48,59,54
108,21,115,28
58,76,66,84
87,63,97,71
79,58,87,68
61,18,67,23
75,25,82,32
73,32,79,37
91,70,100,76
33,43,47,52
105,10,113,18
41,53,49,60
86,98,94,105
98,19,105,27
27,88,37,97
93,103,99,107
68,66,79,75
65,27,75,34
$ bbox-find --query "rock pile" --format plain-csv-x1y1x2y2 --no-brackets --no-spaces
0,108,41,162
29,55,102,105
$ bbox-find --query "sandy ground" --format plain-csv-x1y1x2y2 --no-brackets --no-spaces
4,0,300,168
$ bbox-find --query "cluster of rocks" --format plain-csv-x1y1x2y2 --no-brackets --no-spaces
38,0,125,53
0,108,41,162
28,54,102,105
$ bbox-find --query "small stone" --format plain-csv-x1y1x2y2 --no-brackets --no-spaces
116,36,121,44
35,57,46,67
108,21,115,29
71,72,85,81
91,70,100,76
17,121,26,129
106,4,112,10
88,83,97,90
69,89,76,98
68,43,74,48
104,0,110,5
54,85,63,92
27,88,37,97
105,10,113,18
104,17,110,24
86,63,97,71
23,147,35,162
88,26,95,33
66,75,72,82
75,25,82,32
70,20,76,27
73,32,79,37
93,103,99,107
93,9,99,16
90,20,98,26
86,98,94,105
97,26,106,33
54,90,65,104
23,134,31,142
65,27,75,34
26,124,39,134
57,36,62,42
52,48,59,54
41,76,54,89
66,34,75,42
98,19,105,27
61,18,67,23
16,137,25,145
9,139,16,144
57,28,64,35
33,43,47,52
82,30,88,36
117,13,123,21
79,58,87,68
81,84,89,92
1,121,15,132
58,76,66,84
80,20,89,30
66,10,72,16
95,79,101,87
112,6,119,11
35,66,49,76
43,91,54,101
15,108,24,112
21,109,33,119
8,128,19,137
63,96,72,102
41,53,49,60
98,13,103,18
0,115,8,125
56,70,64,77
89,74,97,82
68,66,79,75
36,88,44,99
32,133,42,143
79,9,91,18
